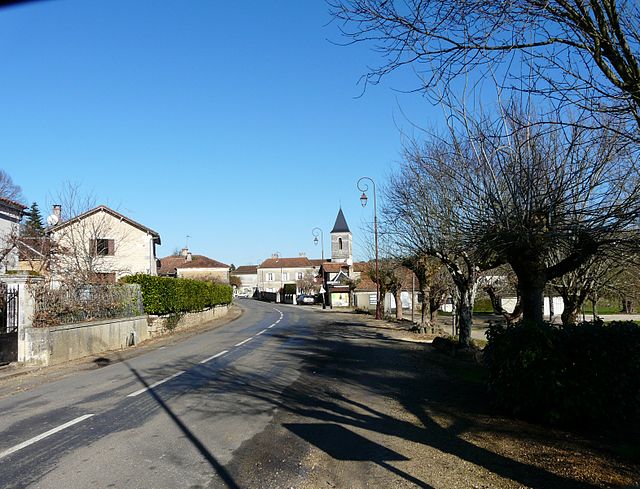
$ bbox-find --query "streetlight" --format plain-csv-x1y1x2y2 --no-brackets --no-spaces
357,176,381,320
312,227,324,261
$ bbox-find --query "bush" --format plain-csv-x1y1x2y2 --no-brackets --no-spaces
484,320,640,429
121,274,233,315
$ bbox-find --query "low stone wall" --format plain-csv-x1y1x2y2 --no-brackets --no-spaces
147,305,230,337
20,316,149,366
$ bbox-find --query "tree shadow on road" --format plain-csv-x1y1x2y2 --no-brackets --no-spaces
126,316,632,488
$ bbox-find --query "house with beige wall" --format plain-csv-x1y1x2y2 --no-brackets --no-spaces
257,256,324,294
49,205,161,284
158,248,229,283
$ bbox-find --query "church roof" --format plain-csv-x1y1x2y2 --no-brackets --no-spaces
331,208,350,233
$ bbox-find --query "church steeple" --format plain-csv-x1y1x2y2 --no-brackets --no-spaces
330,208,352,264
331,208,350,233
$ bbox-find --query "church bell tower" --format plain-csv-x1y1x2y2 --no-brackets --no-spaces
330,208,352,265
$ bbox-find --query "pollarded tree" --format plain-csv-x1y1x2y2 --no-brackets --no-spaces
441,107,640,324
384,140,501,346
331,0,640,139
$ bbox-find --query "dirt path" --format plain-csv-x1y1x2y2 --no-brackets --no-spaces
228,310,640,488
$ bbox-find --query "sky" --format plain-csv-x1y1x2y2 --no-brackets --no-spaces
0,0,441,266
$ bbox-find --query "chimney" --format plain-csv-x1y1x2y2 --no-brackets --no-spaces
186,251,192,262
181,247,188,257
53,205,61,221
299,252,306,257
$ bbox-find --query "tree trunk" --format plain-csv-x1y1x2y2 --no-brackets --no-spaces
561,299,579,326
420,283,430,328
456,281,476,348
515,268,546,324
394,289,403,320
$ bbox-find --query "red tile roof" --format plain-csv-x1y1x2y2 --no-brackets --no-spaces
259,257,314,269
232,265,257,275
320,262,347,273
0,197,26,212
159,255,229,275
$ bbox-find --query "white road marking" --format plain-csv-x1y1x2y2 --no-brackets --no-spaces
255,329,268,336
199,350,229,364
127,371,185,398
234,337,253,347
275,319,281,324
268,324,275,329
0,414,95,460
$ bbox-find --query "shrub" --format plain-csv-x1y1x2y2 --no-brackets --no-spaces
121,274,232,315
484,320,640,429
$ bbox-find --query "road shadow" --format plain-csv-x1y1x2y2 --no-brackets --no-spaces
126,363,240,489
129,315,615,488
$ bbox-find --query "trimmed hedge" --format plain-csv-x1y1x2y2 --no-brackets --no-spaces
121,274,232,315
484,320,640,429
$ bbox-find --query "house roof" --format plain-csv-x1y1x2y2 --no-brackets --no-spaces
331,208,350,233
158,254,229,275
320,262,347,273
0,197,26,213
232,265,258,275
309,259,329,267
50,205,161,244
259,257,316,269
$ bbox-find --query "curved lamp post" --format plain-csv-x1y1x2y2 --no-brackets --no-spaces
312,227,324,261
357,176,381,320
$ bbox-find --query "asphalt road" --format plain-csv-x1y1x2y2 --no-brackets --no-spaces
0,299,324,489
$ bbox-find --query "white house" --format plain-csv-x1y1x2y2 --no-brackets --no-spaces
0,197,26,274
49,205,161,284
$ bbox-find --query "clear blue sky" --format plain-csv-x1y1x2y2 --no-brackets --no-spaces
0,0,439,266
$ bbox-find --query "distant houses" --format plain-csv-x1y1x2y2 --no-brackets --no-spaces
158,248,229,283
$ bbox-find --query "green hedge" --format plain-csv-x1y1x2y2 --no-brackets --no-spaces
121,274,232,315
484,320,640,430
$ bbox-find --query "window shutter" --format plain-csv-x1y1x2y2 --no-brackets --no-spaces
107,239,115,256
89,239,97,256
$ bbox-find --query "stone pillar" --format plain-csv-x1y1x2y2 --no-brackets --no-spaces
0,274,44,363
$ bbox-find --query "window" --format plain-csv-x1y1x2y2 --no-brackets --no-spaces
296,272,303,280
91,238,114,256
339,238,343,250
282,272,288,281
369,294,377,305
267,272,274,281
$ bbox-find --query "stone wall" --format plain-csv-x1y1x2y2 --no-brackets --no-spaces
22,316,149,366
147,305,229,337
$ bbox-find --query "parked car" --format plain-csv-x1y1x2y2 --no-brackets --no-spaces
297,294,315,305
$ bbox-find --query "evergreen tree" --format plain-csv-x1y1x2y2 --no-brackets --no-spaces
24,202,44,237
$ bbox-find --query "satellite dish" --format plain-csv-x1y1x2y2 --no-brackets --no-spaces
46,214,59,226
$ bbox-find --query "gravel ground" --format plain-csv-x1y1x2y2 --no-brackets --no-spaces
228,310,640,488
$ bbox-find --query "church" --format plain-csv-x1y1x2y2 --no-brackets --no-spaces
317,208,357,307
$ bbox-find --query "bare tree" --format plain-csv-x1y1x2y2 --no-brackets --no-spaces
330,0,640,138
402,254,449,331
296,270,319,294
383,140,500,346
0,170,24,203
455,109,640,323
48,183,135,286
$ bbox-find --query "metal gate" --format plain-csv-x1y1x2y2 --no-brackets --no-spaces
0,284,19,364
